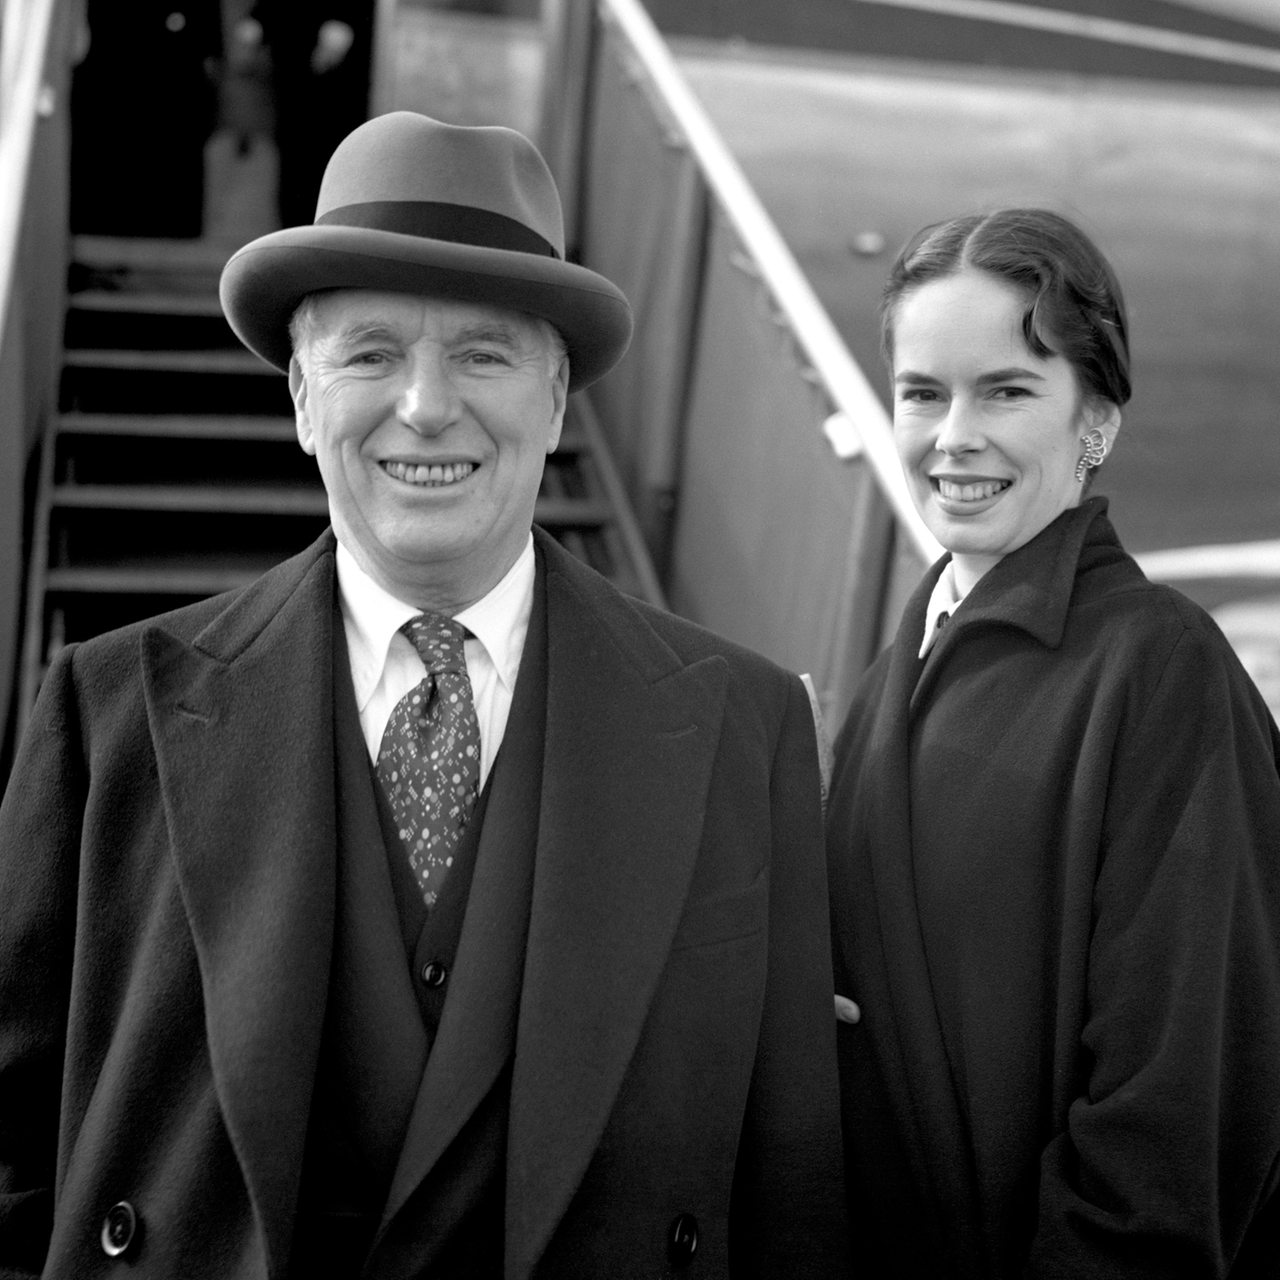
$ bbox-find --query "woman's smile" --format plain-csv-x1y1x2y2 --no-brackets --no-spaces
930,475,1012,506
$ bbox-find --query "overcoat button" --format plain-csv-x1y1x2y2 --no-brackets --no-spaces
667,1212,698,1267
100,1200,140,1258
420,960,448,988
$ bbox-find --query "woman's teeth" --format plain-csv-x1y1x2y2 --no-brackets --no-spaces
936,479,1010,502
384,460,475,486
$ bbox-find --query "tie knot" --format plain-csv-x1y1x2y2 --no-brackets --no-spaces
403,613,468,674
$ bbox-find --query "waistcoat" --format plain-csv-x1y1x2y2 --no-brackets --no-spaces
290,582,547,1277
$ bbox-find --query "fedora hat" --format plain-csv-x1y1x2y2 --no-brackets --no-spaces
220,112,632,390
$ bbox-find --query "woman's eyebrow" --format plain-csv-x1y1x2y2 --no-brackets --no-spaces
975,367,1046,385
894,367,1048,386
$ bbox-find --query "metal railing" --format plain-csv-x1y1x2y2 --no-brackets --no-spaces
540,0,941,722
0,0,75,765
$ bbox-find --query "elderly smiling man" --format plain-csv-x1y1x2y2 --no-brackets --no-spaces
0,113,847,1278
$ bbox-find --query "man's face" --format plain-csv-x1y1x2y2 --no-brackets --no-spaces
291,290,568,610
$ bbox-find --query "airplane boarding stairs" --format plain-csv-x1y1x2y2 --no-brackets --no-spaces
17,235,663,727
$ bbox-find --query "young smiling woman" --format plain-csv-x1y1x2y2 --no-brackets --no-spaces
826,208,1280,1278
889,266,1119,593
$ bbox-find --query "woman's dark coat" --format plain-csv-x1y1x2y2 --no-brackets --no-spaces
828,497,1280,1278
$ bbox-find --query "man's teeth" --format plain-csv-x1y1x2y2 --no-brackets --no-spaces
937,479,1010,502
384,460,475,485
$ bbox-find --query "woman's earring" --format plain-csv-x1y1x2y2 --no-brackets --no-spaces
1075,428,1108,482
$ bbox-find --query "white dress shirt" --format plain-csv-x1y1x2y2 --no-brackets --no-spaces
336,536,535,787
918,560,966,659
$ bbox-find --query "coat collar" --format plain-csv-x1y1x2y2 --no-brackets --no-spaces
906,497,1122,714
140,531,342,1278
932,496,1118,653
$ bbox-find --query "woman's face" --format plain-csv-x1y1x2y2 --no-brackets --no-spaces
889,268,1119,591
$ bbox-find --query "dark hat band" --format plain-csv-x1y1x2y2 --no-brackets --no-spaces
316,200,560,259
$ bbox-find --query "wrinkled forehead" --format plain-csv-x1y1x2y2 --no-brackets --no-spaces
305,287,551,346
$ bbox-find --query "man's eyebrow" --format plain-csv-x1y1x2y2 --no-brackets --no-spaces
328,320,402,348
451,322,525,347
321,318,533,350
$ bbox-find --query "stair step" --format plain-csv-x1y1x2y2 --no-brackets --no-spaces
552,426,587,455
53,414,589,452
537,497,613,527
51,484,328,515
57,412,296,442
63,349,276,376
72,235,230,274
48,484,612,526
46,565,271,596
68,290,225,318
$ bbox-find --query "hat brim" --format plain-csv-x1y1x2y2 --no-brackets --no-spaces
219,225,633,390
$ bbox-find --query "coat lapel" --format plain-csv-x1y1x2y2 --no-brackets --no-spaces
141,536,339,1278
854,560,990,1262
504,538,729,1278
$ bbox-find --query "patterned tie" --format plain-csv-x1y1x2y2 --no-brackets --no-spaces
375,613,482,907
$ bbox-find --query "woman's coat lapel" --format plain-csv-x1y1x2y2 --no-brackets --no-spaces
855,562,988,1266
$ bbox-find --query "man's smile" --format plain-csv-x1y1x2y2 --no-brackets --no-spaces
381,460,477,486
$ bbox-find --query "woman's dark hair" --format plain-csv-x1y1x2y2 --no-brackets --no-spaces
881,207,1132,407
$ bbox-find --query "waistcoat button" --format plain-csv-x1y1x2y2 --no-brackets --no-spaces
420,960,448,988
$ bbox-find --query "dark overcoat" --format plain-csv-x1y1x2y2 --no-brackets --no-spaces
828,497,1280,1278
0,528,847,1278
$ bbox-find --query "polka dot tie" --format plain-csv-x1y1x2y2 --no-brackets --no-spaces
375,613,482,908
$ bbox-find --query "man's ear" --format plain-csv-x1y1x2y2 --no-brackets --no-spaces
545,355,569,455
289,356,316,456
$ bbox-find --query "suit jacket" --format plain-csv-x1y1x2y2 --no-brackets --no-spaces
0,528,847,1278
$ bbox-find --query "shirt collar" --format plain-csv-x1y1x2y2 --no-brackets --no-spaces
453,537,535,694
919,560,964,658
337,535,536,712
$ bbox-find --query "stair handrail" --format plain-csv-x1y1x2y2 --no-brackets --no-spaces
0,0,60,334
0,0,72,772
544,0,940,567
